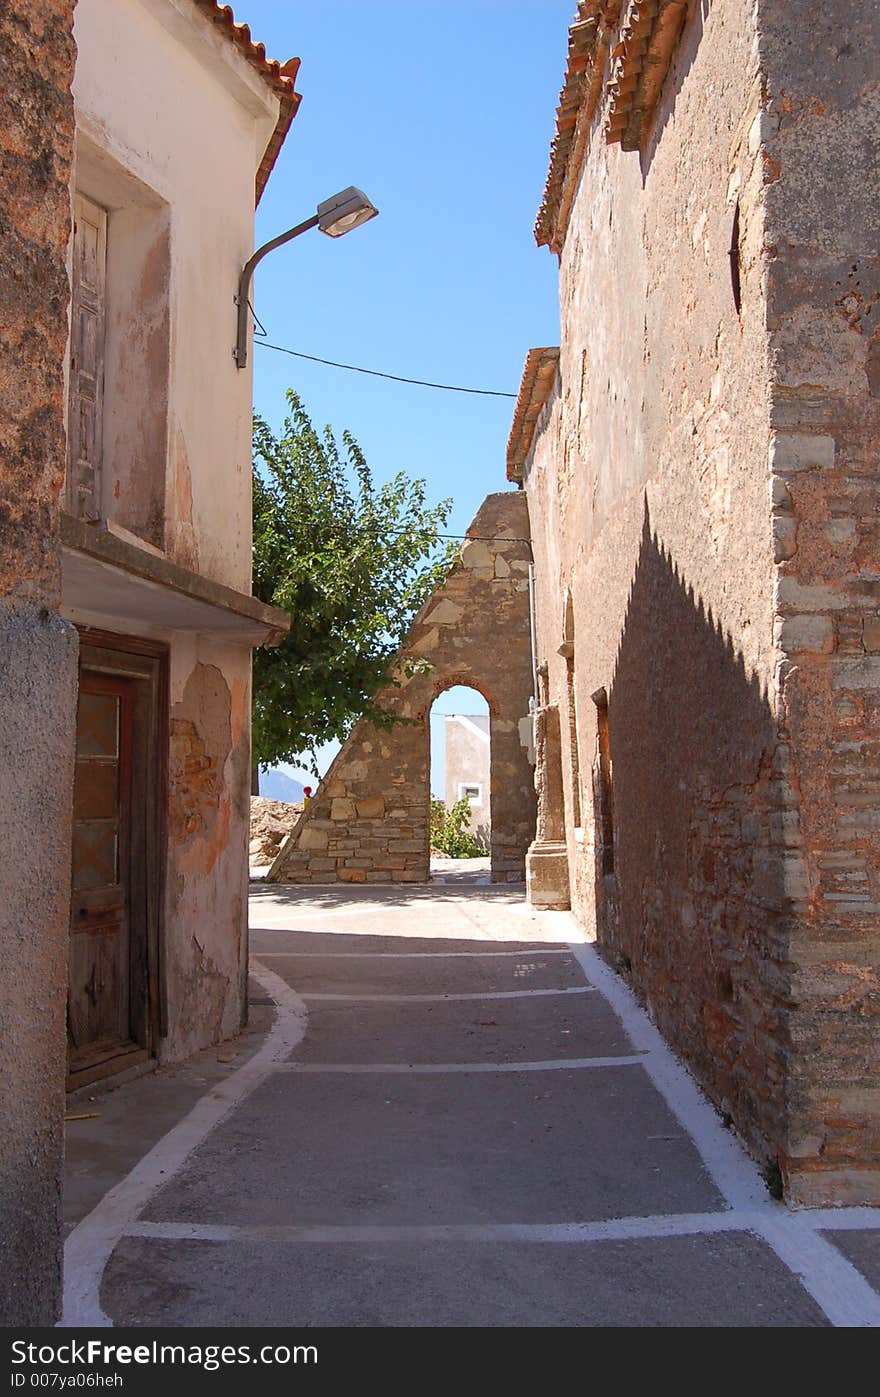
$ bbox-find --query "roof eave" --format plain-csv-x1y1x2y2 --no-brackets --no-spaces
506,348,560,482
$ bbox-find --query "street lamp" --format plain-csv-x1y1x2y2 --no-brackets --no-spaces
234,186,379,369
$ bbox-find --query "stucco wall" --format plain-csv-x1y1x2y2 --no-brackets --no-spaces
271,494,536,885
71,0,279,590
525,0,880,1204
164,636,252,1059
0,0,77,1325
445,715,491,843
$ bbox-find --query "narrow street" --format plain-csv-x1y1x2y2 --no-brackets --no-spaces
63,884,880,1328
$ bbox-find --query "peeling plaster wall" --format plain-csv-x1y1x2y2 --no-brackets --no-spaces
71,0,279,587
163,641,252,1060
271,494,536,885
526,0,880,1204
0,0,77,1325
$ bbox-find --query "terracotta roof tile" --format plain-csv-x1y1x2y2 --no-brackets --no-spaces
192,1,303,204
535,0,688,251
535,3,612,253
506,348,560,482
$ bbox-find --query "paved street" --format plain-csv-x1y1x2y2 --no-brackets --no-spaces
63,883,880,1327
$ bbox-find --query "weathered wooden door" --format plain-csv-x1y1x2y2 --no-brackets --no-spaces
68,672,137,1082
67,192,106,520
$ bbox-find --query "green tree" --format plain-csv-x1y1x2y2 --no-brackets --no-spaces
430,797,487,859
252,389,456,773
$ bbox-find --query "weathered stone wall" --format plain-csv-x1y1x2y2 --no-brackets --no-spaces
0,0,78,1324
758,0,880,1204
270,494,536,885
523,0,880,1203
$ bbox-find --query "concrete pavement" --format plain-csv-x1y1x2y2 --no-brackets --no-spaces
63,882,880,1326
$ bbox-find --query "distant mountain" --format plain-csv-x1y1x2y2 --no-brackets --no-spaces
258,768,305,804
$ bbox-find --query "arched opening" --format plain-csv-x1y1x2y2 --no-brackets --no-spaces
429,684,491,885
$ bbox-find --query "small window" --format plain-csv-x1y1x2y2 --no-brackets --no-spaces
458,783,482,804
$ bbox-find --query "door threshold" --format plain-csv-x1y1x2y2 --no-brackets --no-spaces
67,1046,154,1096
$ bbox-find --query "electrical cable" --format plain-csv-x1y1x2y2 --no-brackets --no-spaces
254,340,517,398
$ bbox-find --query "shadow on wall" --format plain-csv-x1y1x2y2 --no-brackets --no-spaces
599,499,791,1163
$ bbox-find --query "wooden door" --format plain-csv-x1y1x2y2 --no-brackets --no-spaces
67,193,106,520
68,672,137,1079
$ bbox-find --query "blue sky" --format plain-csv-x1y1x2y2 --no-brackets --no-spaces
246,0,570,792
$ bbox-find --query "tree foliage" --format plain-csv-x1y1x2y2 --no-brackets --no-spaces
252,390,456,770
430,797,487,859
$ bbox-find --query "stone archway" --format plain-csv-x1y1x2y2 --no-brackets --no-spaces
268,492,536,885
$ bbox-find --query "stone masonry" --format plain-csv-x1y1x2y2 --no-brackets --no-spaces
0,0,78,1324
269,493,536,885
514,0,880,1205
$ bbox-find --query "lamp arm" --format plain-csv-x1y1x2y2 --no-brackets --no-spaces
234,212,321,369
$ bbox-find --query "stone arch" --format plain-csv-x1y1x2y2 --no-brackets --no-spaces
422,674,499,721
268,493,537,885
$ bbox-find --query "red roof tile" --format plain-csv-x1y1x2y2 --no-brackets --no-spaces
192,1,302,204
507,348,560,482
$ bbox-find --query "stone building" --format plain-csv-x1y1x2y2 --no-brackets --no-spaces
269,492,536,885
444,713,491,846
511,0,880,1205
0,0,294,1322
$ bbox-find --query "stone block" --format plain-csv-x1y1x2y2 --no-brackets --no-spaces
863,618,880,653
298,825,329,851
355,796,385,819
774,578,850,613
832,656,880,691
774,614,834,653
769,432,836,474
330,798,356,821
460,539,493,569
427,599,463,625
771,516,798,562
526,841,570,910
337,867,366,883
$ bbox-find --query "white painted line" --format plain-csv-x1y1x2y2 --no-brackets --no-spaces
566,939,767,1213
753,1215,880,1328
126,1211,743,1246
273,1056,645,1074
558,928,880,1327
301,987,595,1003
254,949,575,959
61,960,306,1328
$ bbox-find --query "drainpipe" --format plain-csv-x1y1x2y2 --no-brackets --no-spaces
527,549,539,707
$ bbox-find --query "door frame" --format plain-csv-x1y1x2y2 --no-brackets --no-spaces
68,628,168,1090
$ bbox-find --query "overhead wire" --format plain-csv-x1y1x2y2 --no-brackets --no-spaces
253,339,517,398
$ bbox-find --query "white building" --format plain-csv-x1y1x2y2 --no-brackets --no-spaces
60,0,295,1084
444,713,491,846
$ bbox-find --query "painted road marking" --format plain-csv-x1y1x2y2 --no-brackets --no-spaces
274,1056,646,1074
61,962,308,1328
299,987,595,1003
254,948,575,958
563,931,880,1328
126,1212,747,1246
